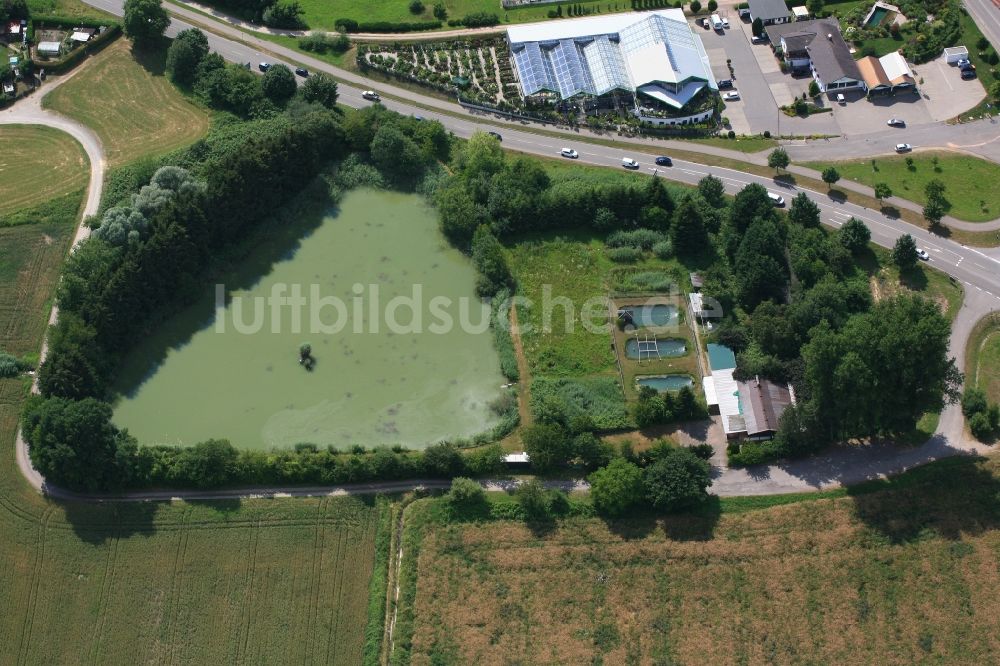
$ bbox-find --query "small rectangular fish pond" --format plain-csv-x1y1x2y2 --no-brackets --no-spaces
617,303,679,329
636,374,695,392
624,336,686,359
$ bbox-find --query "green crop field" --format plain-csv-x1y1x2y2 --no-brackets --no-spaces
398,456,1000,664
0,126,89,217
805,152,1000,222
44,40,210,167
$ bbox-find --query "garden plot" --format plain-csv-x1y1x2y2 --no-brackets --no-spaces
357,38,522,107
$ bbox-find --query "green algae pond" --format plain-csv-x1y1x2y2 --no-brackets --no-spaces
112,189,506,451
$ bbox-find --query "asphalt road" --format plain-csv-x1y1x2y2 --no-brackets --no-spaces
8,0,996,500
966,0,1000,71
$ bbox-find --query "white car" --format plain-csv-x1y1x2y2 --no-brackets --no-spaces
723,91,740,101
768,192,785,207
895,143,912,153
722,17,730,29
917,249,930,261
621,157,639,169
362,90,381,101
560,147,579,159
887,118,905,127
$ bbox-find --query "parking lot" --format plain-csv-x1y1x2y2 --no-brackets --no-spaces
695,14,780,135
695,16,988,138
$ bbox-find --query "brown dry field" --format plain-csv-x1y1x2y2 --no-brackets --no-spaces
43,40,209,167
406,461,1000,665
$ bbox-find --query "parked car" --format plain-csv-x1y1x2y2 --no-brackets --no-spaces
768,192,785,207
655,156,673,166
751,34,768,44
961,68,977,80
622,157,640,169
487,131,502,141
258,62,271,72
960,61,976,72
717,79,733,89
362,90,381,101
956,58,971,68
895,143,912,153
560,147,579,159
722,17,730,29
295,67,309,77
887,118,905,127
916,248,930,261
723,91,740,101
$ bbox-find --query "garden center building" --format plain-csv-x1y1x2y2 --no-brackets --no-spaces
506,9,717,119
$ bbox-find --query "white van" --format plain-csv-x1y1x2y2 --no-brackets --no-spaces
768,192,786,207
711,13,723,30
621,157,639,169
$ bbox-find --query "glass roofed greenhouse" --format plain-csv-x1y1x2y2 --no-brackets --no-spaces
507,9,717,111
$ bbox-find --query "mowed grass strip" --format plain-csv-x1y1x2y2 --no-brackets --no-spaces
0,126,89,216
404,455,1000,664
805,152,1000,222
965,313,1000,404
44,40,209,167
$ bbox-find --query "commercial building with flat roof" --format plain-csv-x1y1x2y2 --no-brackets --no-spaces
507,9,717,110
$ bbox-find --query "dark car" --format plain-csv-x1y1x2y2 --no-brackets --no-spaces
258,62,271,72
487,131,502,141
961,68,977,80
960,61,976,72
751,35,768,44
717,79,733,89
295,67,309,77
655,156,673,166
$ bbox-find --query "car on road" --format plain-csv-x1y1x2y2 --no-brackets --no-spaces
413,115,424,121
487,131,502,141
768,192,785,207
895,143,912,153
655,156,673,166
717,79,733,89
295,67,309,77
258,62,271,72
917,248,930,261
622,157,640,169
887,118,905,127
560,147,579,159
961,68,977,80
722,91,740,101
362,90,381,101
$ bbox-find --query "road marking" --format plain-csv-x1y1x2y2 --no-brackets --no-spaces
680,168,708,176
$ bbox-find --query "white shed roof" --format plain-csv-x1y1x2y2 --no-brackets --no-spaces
702,375,718,406
712,368,745,435
879,51,911,82
71,31,91,42
37,41,61,54
504,452,530,464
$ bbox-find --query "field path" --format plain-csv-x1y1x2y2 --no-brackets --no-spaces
2,71,107,495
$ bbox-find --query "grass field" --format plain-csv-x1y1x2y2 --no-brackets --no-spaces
44,40,210,167
865,246,965,322
965,313,1000,404
291,0,624,31
0,126,89,217
805,152,1000,222
398,454,1000,664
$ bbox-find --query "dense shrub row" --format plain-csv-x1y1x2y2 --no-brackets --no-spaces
334,18,442,33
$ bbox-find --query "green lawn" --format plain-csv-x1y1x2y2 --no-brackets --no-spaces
805,152,1000,222
685,136,777,153
0,126,89,217
43,40,210,167
965,313,1000,404
292,0,630,31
